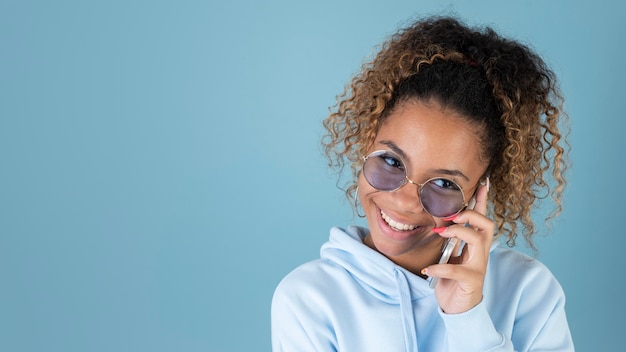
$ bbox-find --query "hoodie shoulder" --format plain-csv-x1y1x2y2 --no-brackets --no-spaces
273,258,351,302
488,245,561,285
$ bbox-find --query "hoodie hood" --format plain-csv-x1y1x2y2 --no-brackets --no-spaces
321,226,436,351
321,226,435,303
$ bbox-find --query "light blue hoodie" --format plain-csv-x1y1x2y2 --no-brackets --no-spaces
271,226,574,351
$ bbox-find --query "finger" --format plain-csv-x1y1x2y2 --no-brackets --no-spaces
473,176,490,215
436,218,494,244
423,262,481,284
435,224,494,264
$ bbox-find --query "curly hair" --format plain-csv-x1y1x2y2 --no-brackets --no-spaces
322,16,570,250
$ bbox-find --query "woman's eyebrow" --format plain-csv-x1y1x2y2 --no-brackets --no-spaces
379,139,470,182
379,140,408,160
428,169,470,182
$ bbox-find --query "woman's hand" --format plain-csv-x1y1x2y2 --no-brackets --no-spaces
423,178,494,314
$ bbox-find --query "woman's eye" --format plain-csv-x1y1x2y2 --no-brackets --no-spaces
432,178,460,190
382,155,403,169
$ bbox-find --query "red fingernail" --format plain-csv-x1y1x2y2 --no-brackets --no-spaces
432,226,447,234
442,213,459,221
421,268,428,275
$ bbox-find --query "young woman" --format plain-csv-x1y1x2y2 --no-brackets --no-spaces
272,16,574,351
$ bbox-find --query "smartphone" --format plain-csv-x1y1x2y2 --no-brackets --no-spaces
427,196,476,289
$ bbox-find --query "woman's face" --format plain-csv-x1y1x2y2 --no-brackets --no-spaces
358,100,489,262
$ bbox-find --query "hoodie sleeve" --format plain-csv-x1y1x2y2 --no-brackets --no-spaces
439,258,574,352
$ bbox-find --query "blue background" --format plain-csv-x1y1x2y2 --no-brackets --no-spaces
1,0,624,351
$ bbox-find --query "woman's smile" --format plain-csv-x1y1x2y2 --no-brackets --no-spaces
376,206,426,240
380,209,418,231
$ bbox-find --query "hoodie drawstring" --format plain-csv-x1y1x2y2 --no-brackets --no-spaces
394,268,418,352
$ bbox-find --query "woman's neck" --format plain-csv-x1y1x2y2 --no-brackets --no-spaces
363,234,446,278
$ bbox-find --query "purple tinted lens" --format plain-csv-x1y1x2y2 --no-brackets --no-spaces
363,151,405,191
420,179,465,217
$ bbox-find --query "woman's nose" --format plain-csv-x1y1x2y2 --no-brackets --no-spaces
392,180,426,214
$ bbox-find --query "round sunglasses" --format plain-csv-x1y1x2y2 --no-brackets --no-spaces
362,150,470,218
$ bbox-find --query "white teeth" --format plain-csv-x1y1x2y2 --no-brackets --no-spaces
380,210,417,231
